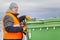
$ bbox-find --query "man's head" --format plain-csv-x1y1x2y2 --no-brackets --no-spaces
9,2,18,13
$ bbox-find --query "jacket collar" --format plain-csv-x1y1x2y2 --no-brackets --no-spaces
6,10,19,17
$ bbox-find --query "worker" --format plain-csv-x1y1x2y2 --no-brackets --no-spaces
2,2,31,40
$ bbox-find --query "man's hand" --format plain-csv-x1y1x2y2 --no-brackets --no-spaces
25,16,31,20
23,26,27,35
23,26,27,31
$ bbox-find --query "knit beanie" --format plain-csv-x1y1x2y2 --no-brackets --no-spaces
9,2,18,9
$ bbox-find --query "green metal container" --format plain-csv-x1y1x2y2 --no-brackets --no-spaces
27,18,60,40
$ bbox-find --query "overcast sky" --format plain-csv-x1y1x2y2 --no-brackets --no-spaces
0,0,60,11
0,0,60,19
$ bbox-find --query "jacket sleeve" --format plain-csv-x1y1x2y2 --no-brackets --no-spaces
18,15,26,22
4,16,23,32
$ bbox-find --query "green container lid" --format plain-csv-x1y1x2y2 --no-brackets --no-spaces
27,18,60,28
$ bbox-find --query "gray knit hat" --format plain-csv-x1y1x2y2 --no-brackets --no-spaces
9,2,18,9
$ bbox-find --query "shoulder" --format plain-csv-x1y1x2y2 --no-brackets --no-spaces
4,15,14,27
4,15,14,23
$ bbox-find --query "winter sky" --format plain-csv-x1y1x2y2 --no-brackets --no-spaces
0,0,60,19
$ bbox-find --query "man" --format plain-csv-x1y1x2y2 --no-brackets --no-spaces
2,2,31,40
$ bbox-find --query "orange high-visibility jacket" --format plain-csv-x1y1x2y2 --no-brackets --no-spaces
2,11,23,39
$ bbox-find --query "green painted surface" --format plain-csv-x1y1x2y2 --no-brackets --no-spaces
27,18,60,28
27,18,60,40
28,27,60,40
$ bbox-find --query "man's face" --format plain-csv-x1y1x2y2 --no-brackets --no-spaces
11,7,18,13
